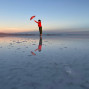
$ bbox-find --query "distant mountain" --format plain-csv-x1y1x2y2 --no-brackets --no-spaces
0,30,89,36
15,30,89,35
0,32,6,34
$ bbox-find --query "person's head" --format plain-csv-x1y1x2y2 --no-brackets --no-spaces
38,19,41,22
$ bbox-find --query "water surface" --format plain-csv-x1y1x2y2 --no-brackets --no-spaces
0,36,89,89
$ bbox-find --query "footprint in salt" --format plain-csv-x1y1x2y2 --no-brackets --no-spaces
64,47,68,48
60,48,63,50
17,48,21,50
23,41,27,42
28,55,32,56
22,51,25,53
13,40,15,42
33,43,36,45
44,41,48,42
26,47,28,48
9,43,13,45
16,41,22,44
64,64,73,75
0,46,2,48
11,46,14,47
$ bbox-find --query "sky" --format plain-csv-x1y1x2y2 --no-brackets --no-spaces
0,0,89,33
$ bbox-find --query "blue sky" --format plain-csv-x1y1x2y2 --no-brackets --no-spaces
0,0,89,33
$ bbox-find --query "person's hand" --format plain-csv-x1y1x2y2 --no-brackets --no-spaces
34,20,38,23
31,51,36,55
35,49,38,51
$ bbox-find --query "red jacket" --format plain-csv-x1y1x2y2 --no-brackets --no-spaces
34,20,42,27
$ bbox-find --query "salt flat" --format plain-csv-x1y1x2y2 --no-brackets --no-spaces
0,35,89,89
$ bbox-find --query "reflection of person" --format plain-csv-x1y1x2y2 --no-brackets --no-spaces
34,20,42,36
31,37,42,55
35,37,42,52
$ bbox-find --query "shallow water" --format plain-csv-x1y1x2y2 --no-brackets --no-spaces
0,36,89,89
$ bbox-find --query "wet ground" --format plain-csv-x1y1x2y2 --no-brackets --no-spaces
0,36,89,89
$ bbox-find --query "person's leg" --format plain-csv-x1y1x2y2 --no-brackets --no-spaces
39,27,40,35
39,27,42,36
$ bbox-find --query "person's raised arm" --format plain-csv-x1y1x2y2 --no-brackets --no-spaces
34,20,38,23
35,49,38,51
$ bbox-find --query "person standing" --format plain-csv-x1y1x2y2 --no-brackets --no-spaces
34,20,42,36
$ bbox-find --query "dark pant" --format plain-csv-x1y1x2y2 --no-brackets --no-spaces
39,27,42,35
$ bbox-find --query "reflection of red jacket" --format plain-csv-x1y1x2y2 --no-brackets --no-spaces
34,20,42,27
38,45,42,50
35,45,42,51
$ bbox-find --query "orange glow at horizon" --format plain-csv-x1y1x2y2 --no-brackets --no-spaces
0,27,37,33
